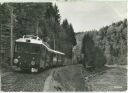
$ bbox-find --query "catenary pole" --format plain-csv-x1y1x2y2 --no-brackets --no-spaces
10,5,14,66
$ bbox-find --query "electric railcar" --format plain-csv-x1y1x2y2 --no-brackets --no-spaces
13,35,65,72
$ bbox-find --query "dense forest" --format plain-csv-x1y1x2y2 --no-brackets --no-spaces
81,19,127,67
0,3,76,64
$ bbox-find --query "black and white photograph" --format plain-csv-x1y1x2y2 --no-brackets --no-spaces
0,0,127,92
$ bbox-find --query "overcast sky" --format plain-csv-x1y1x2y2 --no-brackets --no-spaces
55,1,127,32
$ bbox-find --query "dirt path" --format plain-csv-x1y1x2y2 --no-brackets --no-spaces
43,71,54,91
43,65,85,91
43,69,62,91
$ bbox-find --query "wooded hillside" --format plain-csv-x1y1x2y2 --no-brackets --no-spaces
80,19,127,66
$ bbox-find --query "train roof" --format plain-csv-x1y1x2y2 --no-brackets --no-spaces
16,35,42,44
15,35,65,55
41,42,65,55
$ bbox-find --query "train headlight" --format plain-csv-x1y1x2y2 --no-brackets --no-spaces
31,60,35,65
14,59,19,64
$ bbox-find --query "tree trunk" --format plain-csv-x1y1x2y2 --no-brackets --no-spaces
36,21,39,36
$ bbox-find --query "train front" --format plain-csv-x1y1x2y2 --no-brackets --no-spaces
13,35,42,72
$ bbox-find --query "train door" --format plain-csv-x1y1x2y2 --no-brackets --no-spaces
60,55,64,66
40,46,46,69
57,54,61,66
45,51,53,68
48,52,53,67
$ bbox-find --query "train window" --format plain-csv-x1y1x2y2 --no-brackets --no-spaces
14,43,21,52
15,42,41,54
53,56,57,61
31,44,40,53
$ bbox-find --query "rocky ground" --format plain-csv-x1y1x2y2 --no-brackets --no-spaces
1,63,127,92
